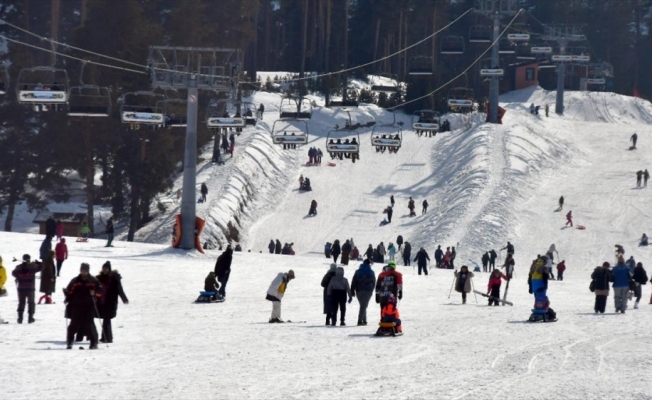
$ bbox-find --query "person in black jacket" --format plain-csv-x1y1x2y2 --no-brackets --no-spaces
414,247,431,275
402,242,412,266
386,206,393,223
481,252,490,272
268,240,275,254
331,239,341,264
45,216,57,239
591,262,612,314
65,263,102,349
450,246,457,270
633,262,648,309
275,239,282,254
422,200,428,214
434,245,443,268
489,249,498,271
96,261,129,343
321,264,337,325
364,244,374,261
214,246,234,298
396,235,404,251
200,183,208,202
501,241,514,256
105,217,115,247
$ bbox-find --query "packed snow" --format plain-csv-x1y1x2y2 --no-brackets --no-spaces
3,86,652,399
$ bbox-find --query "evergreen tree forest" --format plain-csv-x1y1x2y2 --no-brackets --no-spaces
0,0,650,238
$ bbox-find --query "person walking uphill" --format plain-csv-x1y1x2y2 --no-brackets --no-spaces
327,267,353,326
12,254,43,323
321,264,337,325
454,266,474,304
351,259,376,326
105,217,115,247
200,183,208,203
214,246,233,298
96,261,129,343
266,270,295,323
612,256,633,313
331,240,341,264
55,238,68,277
414,247,430,276
64,263,102,349
591,262,612,313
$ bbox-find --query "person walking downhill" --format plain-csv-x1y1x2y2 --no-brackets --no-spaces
612,256,632,313
632,262,648,309
38,251,56,305
12,255,43,323
105,217,115,247
96,261,129,343
321,264,337,325
64,263,102,349
200,183,208,203
351,259,376,326
327,267,353,326
54,238,68,277
422,199,429,214
454,266,474,304
266,270,295,323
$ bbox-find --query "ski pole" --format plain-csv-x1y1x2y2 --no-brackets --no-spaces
447,276,455,299
471,278,478,303
91,293,109,348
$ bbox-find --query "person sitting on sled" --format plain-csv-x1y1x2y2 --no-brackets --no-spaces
640,234,648,247
380,294,402,333
204,271,222,301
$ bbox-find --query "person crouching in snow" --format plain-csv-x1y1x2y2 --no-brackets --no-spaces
487,269,507,306
380,294,402,333
266,270,295,323
454,266,474,304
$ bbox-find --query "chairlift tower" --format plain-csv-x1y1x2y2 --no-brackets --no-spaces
148,46,242,250
475,0,521,124
540,26,586,115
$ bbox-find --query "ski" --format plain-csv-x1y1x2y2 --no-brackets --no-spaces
285,320,306,323
473,290,513,306
502,278,511,306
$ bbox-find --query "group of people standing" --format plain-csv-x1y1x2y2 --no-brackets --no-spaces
268,239,295,255
326,239,359,265
635,169,650,188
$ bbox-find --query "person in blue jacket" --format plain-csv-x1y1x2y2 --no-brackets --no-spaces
611,256,633,313
351,259,376,326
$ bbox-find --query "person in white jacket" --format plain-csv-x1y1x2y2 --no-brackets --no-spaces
545,244,559,280
266,270,295,323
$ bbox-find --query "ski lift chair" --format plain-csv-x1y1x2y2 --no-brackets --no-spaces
371,125,403,154
0,63,9,95
447,87,474,113
271,119,309,149
120,91,165,129
16,66,69,112
408,56,434,76
326,130,361,163
279,97,299,119
480,58,505,77
328,99,359,108
242,102,258,125
469,25,492,43
498,37,517,55
440,36,465,55
371,74,400,94
67,85,112,117
158,98,188,128
412,110,440,137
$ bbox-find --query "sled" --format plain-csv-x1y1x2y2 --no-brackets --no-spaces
375,322,403,337
76,237,88,242
577,225,586,230
473,290,513,306
195,291,225,303
327,162,336,167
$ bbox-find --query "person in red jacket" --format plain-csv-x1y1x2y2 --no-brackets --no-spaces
556,260,566,281
565,211,573,227
375,261,403,311
487,269,507,306
55,238,68,277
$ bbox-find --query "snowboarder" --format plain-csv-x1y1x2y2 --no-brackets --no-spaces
268,240,275,254
275,239,282,254
612,256,632,313
489,249,497,271
454,266,474,304
402,242,412,267
413,247,430,276
351,259,375,326
200,183,208,202
341,240,352,265
327,266,353,326
214,246,233,298
309,200,318,216
501,241,514,256
556,260,566,281
54,238,68,277
631,132,638,148
632,262,648,309
422,199,429,214
640,234,648,246
565,211,573,227
96,261,129,343
434,245,443,268
481,252,490,272
645,169,650,187
12,254,43,323
487,269,507,306
502,254,515,280
266,270,295,323
396,235,404,251
64,263,101,349
38,251,56,305
105,217,114,247
375,261,403,311
321,264,337,325
390,195,395,207
331,240,341,264
558,195,564,210
408,197,416,217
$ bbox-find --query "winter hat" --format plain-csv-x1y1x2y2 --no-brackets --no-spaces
388,260,396,270
102,261,112,271
22,254,31,262
602,262,610,268
80,263,90,272
287,270,295,279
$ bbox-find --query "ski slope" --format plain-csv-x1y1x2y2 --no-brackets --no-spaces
4,86,652,399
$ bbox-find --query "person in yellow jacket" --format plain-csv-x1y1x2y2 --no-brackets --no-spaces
266,270,295,323
0,255,7,323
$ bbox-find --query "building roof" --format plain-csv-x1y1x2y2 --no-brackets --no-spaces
33,212,87,224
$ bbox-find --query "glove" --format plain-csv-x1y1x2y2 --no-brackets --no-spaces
348,297,352,304
398,290,403,300
375,293,380,304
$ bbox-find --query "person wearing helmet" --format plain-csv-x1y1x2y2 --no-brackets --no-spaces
375,260,403,312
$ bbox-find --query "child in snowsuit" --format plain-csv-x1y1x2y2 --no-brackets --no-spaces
380,294,402,333
487,269,507,306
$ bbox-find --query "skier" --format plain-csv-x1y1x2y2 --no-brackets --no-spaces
413,247,430,276
351,259,376,326
454,266,474,304
327,266,353,326
565,211,573,227
96,261,129,343
390,195,395,208
105,217,114,247
54,238,68,277
38,251,56,305
39,236,52,262
489,249,498,271
309,200,318,216
631,132,638,149
327,239,340,263
64,263,101,349
364,244,373,261
479,252,490,273
12,254,43,323
434,245,443,268
632,262,648,309
645,169,650,187
268,240,275,254
487,269,507,306
591,262,611,314
275,239,282,254
375,261,403,311
321,264,337,325
214,246,233,298
636,170,644,188
396,235,404,251
640,234,649,246
402,242,412,267
422,199,429,214
266,270,295,323
200,183,208,203
556,260,566,281
501,241,514,256
502,254,515,280
341,239,352,265
558,195,564,210
408,197,416,217
612,256,632,313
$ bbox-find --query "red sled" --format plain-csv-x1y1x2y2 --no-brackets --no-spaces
577,225,586,230
327,162,336,167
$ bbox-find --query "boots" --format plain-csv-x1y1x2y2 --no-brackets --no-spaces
28,314,35,324
634,301,639,309
17,312,23,324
